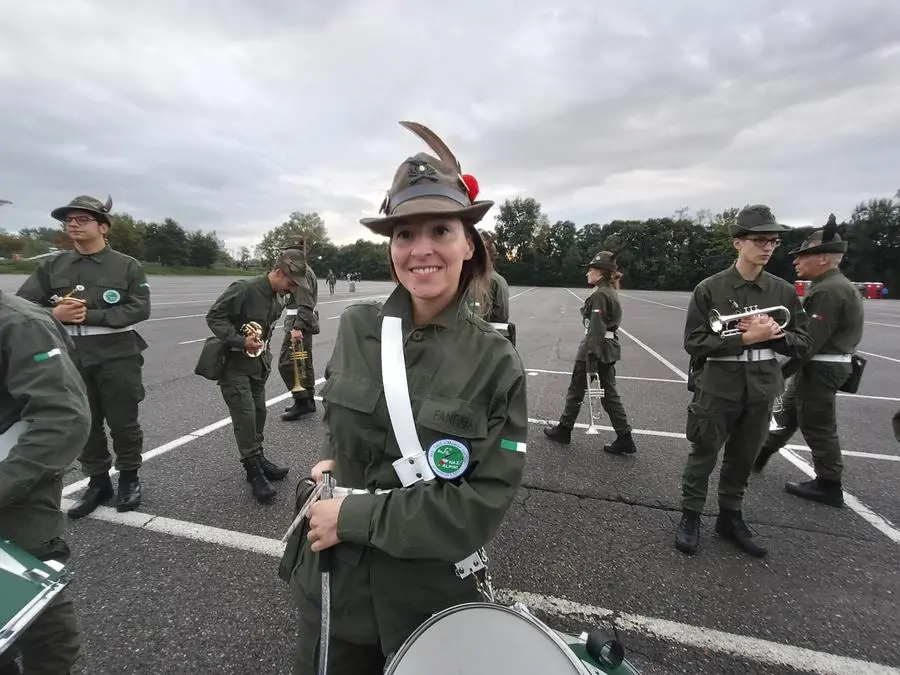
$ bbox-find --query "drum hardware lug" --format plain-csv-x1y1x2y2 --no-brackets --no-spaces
454,549,495,602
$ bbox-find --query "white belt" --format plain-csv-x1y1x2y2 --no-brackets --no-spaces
489,322,509,332
810,353,852,363
66,325,134,337
285,309,298,316
707,348,776,362
604,331,616,339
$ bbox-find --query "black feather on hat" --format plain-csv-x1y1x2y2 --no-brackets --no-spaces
789,213,848,256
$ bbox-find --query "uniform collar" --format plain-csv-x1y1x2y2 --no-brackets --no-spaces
809,268,841,285
71,245,111,264
727,263,769,290
255,274,276,298
382,284,466,331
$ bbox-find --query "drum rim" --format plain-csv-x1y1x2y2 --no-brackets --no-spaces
384,601,591,674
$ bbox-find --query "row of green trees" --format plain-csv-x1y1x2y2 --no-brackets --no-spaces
2,191,897,291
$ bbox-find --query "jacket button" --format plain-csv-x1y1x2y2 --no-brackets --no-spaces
412,331,423,341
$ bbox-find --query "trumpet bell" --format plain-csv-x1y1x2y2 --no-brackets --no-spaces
241,321,265,358
584,372,605,435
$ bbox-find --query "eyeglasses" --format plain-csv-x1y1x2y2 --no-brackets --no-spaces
63,215,96,225
745,236,781,249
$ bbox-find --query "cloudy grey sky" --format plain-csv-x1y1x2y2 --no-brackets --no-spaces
2,0,898,254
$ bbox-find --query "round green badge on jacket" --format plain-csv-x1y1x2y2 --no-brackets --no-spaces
427,439,470,480
102,289,121,304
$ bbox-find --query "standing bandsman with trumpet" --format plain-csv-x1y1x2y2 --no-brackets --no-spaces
676,205,812,559
206,250,304,503
17,194,151,518
754,215,864,508
544,251,636,455
279,238,320,421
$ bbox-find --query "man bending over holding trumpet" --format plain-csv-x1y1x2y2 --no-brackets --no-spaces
206,249,305,503
676,205,812,559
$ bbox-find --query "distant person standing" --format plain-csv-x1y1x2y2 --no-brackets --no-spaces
17,194,151,518
754,216,865,508
326,269,336,295
1,290,91,675
279,240,320,421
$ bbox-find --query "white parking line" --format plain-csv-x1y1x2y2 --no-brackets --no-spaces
146,294,390,323
528,416,900,545
58,501,900,674
859,350,900,365
564,288,689,380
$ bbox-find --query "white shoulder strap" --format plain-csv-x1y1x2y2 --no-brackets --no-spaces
0,420,28,463
380,316,435,485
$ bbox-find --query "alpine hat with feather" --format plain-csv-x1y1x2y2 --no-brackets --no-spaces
789,214,848,256
361,121,494,238
51,194,114,226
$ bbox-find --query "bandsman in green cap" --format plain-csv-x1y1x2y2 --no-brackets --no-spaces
543,250,636,455
1,290,90,674
281,121,527,674
753,214,864,508
17,194,151,518
467,229,513,343
675,204,812,559
205,250,305,503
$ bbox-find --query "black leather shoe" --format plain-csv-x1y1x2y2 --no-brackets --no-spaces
116,472,142,512
258,454,289,481
543,425,571,445
282,396,315,421
604,432,637,455
674,510,700,555
243,456,276,503
715,509,767,558
785,478,844,508
67,475,114,519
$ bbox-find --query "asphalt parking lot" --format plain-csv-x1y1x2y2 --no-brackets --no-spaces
2,273,898,675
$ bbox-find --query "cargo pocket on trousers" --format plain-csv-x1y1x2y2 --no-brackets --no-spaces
685,402,711,446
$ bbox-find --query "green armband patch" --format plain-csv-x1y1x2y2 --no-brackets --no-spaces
500,438,527,453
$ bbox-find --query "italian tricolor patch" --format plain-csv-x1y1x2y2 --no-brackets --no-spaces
500,438,527,453
33,348,61,362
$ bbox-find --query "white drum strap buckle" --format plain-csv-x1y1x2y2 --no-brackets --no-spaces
381,316,495,600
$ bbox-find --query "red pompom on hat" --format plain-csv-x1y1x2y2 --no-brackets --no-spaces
462,174,479,203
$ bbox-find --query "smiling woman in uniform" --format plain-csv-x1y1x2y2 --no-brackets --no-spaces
282,121,529,675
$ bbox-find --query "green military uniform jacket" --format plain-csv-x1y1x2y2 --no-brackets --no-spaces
290,285,528,653
576,283,622,364
283,265,319,335
484,270,510,323
0,291,90,554
205,275,283,373
685,264,813,401
782,269,864,380
16,247,151,367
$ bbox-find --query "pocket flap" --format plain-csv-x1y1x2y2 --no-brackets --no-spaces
320,374,382,414
417,397,487,439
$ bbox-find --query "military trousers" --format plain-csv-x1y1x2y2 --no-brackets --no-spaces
0,541,81,675
278,331,316,398
293,612,386,675
78,354,145,477
764,366,848,481
218,367,269,460
559,358,631,434
681,389,772,512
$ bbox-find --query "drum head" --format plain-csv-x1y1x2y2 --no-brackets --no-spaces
385,602,589,674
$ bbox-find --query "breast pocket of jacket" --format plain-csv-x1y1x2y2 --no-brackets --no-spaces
415,397,488,483
319,373,386,462
93,282,129,308
48,273,79,300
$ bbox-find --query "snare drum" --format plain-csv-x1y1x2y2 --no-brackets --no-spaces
384,602,640,674
0,538,72,656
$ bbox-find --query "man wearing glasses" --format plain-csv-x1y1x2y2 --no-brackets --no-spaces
676,204,812,558
17,194,151,519
753,215,864,508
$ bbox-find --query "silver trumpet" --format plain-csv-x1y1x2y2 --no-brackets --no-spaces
585,367,605,435
709,305,791,338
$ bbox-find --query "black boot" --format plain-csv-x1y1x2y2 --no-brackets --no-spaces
116,470,142,512
282,394,315,421
753,444,779,473
257,454,289,481
785,478,844,508
243,456,276,503
715,509,767,558
67,473,114,519
543,425,572,445
674,510,700,555
604,432,636,455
